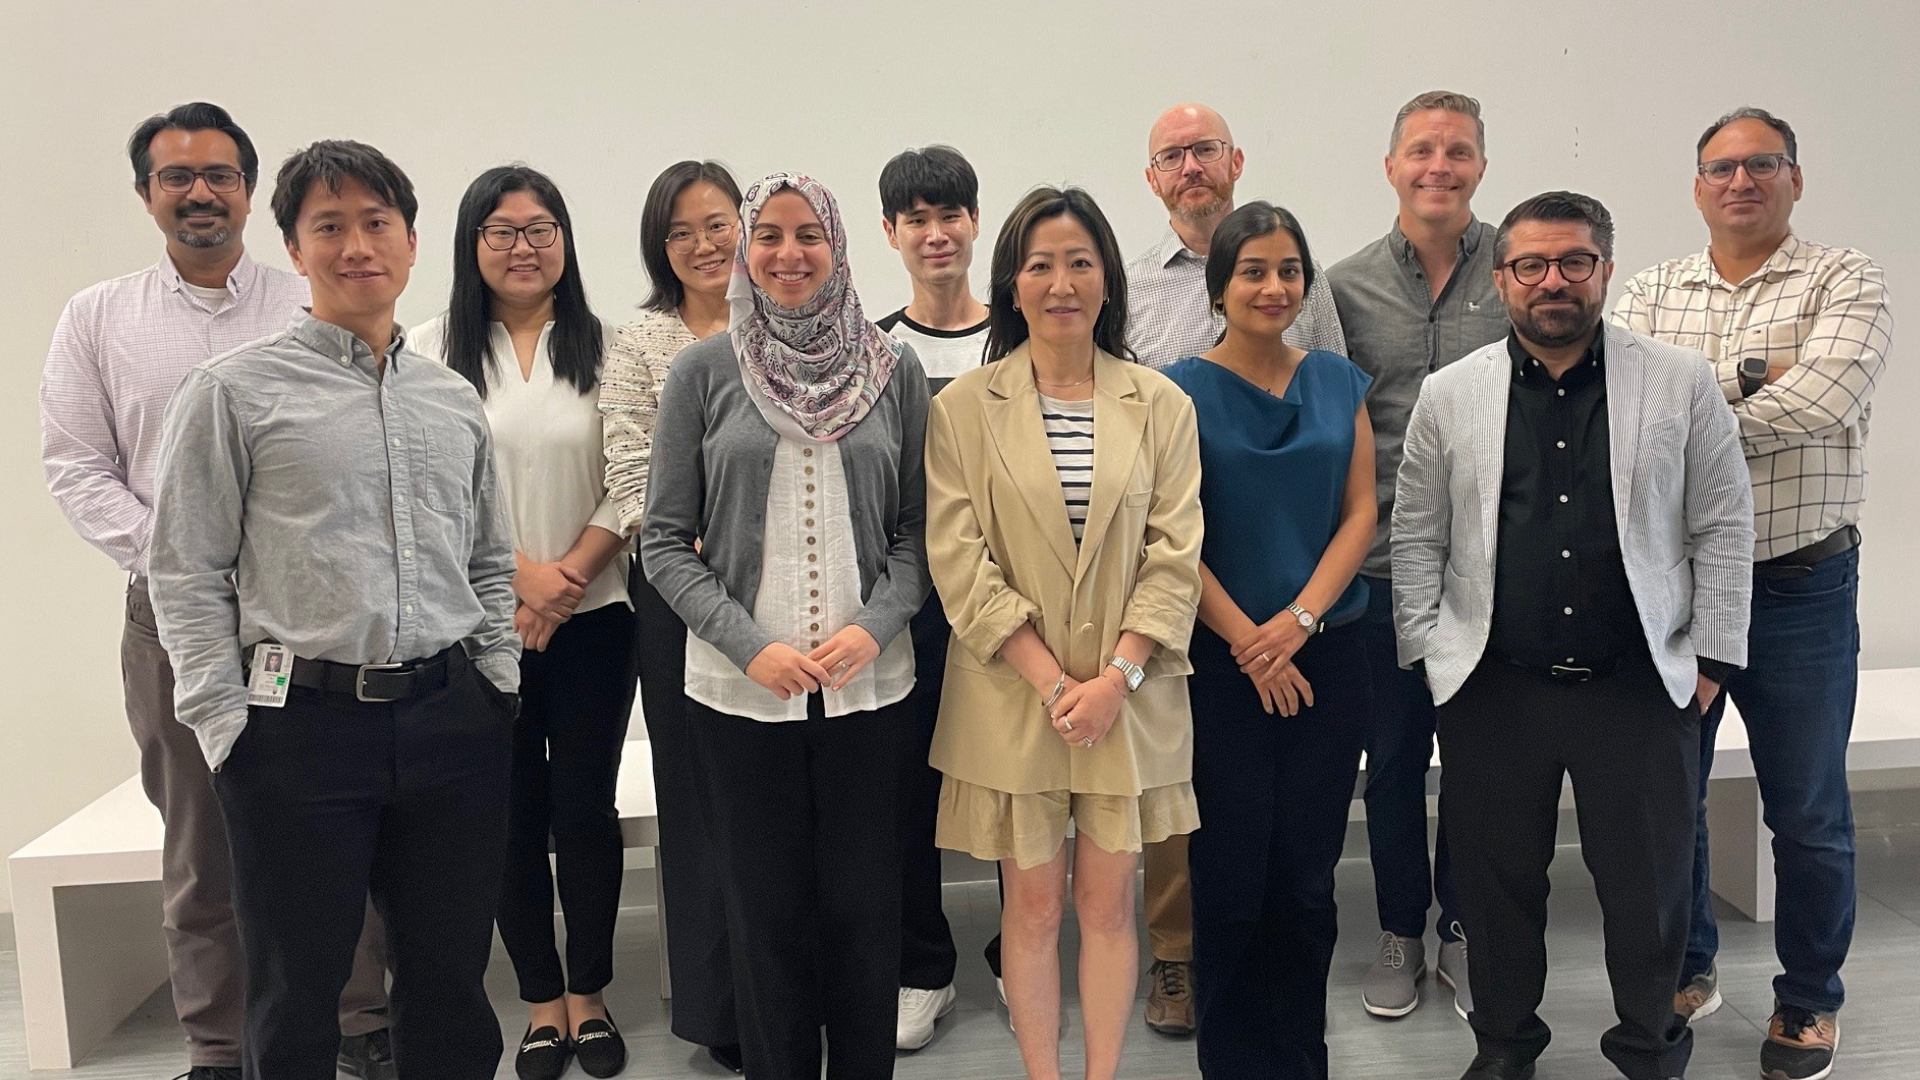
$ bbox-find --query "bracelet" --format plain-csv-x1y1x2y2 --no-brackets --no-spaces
1041,670,1067,709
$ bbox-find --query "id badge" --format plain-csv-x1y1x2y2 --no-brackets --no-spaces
247,643,292,708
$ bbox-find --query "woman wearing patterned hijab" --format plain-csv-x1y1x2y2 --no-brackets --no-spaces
640,173,931,1080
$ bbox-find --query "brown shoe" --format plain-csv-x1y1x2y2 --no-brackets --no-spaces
1761,1003,1838,1080
1673,963,1722,1023
1144,959,1195,1036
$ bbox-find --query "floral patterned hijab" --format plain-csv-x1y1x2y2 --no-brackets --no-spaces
727,172,900,442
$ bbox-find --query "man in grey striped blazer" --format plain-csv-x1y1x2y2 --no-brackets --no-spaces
1391,192,1754,1080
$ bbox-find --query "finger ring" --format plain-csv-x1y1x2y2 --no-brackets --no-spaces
1083,737,1094,748
1260,651,1271,662
1062,720,1073,732
835,660,849,671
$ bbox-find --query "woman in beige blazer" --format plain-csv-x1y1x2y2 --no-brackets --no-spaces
924,186,1203,1080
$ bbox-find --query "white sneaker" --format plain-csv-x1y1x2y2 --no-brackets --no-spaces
896,984,957,1051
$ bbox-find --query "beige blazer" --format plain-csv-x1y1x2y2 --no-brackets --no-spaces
924,344,1203,796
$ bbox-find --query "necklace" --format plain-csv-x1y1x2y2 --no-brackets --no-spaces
1032,365,1094,390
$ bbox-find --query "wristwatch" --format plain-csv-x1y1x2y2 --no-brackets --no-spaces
1106,656,1146,693
1737,356,1769,398
1286,603,1319,632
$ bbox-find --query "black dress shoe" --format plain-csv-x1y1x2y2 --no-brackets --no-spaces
1460,1053,1536,1080
573,1013,627,1078
708,1043,745,1073
516,1025,572,1080
338,1028,398,1080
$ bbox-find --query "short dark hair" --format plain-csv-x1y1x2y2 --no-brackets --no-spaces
439,165,602,400
128,102,259,196
269,140,419,244
1494,191,1615,263
1697,106,1798,164
638,160,744,314
984,186,1131,363
878,145,980,222
1204,201,1317,321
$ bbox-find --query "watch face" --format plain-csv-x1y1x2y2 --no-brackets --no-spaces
1296,610,1314,627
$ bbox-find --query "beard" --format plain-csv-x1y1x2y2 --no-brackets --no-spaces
1509,291,1602,349
1167,183,1231,226
174,202,231,249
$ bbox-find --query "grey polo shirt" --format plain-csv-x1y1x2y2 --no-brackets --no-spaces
1327,218,1510,577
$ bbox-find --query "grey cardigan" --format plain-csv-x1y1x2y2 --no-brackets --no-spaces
640,333,932,671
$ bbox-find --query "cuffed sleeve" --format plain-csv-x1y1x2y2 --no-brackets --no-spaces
924,392,1041,664
1118,392,1203,660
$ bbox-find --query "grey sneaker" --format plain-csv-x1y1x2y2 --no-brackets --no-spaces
1675,962,1722,1024
1438,923,1473,1021
1362,932,1427,1017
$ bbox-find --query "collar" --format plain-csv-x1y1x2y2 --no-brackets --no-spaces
157,249,260,299
285,308,409,372
1676,232,1804,288
1506,327,1605,388
1151,228,1202,269
986,341,1142,401
1389,216,1487,262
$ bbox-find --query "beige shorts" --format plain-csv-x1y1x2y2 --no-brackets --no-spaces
935,775,1199,870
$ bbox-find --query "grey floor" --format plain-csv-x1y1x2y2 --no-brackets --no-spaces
2,821,1916,1079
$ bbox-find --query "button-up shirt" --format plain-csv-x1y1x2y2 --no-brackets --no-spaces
149,310,520,769
1488,333,1642,671
1327,218,1510,576
1614,235,1892,560
40,252,310,574
1124,228,1346,370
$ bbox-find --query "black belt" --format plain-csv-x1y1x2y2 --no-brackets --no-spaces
1755,525,1859,579
246,649,455,702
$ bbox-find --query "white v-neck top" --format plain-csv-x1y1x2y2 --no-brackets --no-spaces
412,314,629,613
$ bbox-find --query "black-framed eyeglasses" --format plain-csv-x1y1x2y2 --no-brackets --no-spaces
1502,252,1602,286
1150,139,1229,172
150,168,244,194
477,221,561,250
666,220,739,253
1697,153,1793,186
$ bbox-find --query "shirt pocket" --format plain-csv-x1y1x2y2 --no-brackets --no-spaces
1740,320,1806,377
418,423,477,515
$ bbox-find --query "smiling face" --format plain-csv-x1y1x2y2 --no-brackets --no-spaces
1386,109,1487,230
1015,212,1105,351
1219,228,1306,340
1694,117,1802,248
476,190,562,308
285,176,416,328
1494,220,1612,350
667,180,740,299
140,127,251,253
884,198,979,287
747,189,832,308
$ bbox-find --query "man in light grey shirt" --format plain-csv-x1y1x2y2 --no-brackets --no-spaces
150,140,518,1080
1125,102,1346,372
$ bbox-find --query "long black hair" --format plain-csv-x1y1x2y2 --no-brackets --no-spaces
984,186,1132,363
442,165,601,398
639,160,744,314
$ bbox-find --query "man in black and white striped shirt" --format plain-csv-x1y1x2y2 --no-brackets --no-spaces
1615,105,1892,1080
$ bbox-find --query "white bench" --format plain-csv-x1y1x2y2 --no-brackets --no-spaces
7,736,664,1071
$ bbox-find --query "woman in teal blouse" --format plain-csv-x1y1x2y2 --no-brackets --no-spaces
1162,201,1377,1080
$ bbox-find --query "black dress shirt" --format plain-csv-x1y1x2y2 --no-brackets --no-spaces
1487,331,1648,673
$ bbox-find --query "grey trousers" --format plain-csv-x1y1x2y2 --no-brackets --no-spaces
124,578,390,1067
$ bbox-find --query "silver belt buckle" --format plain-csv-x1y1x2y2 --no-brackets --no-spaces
1549,664,1593,682
355,662,408,702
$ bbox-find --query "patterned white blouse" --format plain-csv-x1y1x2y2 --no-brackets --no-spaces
600,308,698,534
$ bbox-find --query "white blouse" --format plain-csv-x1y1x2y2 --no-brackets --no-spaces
682,437,915,722
411,314,629,614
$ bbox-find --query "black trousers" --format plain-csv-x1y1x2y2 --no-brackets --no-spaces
212,647,512,1080
900,592,958,989
632,568,738,1048
688,694,904,1080
1438,655,1698,1080
496,603,639,1001
1189,622,1370,1080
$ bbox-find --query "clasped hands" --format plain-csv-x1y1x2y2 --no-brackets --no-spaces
1043,669,1127,748
1230,613,1315,717
513,560,590,652
746,625,882,700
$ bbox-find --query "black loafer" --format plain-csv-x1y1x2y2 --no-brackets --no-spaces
708,1043,745,1073
516,1025,571,1080
1460,1053,1536,1080
573,1013,627,1078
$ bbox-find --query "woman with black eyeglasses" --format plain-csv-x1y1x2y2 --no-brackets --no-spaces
413,165,636,1080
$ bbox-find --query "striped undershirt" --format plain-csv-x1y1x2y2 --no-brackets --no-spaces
1040,392,1095,541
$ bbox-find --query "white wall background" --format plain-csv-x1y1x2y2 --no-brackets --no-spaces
0,0,1911,911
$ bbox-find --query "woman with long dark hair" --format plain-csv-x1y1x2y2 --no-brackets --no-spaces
924,185,1203,1080
412,164,635,1080
598,159,747,1074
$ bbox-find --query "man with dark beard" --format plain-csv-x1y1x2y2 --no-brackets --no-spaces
39,103,395,1080
1390,191,1753,1080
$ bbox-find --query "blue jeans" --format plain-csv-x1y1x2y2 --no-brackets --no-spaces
1684,546,1859,1013
1357,575,1461,942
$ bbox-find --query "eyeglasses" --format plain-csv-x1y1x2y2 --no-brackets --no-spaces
1698,153,1794,186
478,221,561,250
666,220,739,253
1502,253,1601,286
1150,139,1229,172
150,168,244,194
